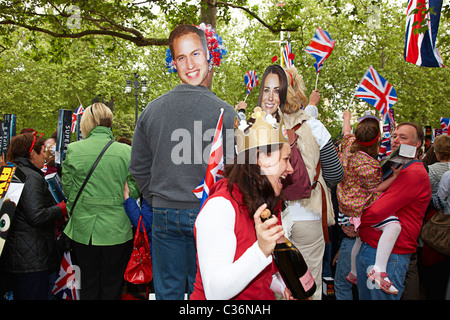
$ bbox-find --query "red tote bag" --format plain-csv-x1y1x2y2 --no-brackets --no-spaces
124,216,153,284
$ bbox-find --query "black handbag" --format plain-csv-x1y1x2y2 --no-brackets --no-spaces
59,139,114,251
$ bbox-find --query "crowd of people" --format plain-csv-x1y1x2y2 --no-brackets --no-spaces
0,23,448,301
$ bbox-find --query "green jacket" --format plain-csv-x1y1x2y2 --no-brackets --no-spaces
62,126,139,245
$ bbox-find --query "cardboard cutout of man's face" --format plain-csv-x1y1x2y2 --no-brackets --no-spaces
171,33,210,87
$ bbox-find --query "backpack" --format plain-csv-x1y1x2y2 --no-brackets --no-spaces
282,123,321,201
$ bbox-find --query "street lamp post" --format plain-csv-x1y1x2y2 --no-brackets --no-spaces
125,72,147,126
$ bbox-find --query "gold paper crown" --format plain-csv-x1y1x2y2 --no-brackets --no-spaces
235,107,289,154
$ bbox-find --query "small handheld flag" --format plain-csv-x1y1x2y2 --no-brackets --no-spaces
354,66,397,121
378,108,396,161
305,27,336,89
193,108,225,208
244,70,259,101
283,41,295,68
441,117,449,135
52,251,80,300
71,105,84,134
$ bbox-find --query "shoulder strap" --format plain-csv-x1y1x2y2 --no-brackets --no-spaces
287,123,303,146
402,159,421,169
68,139,114,217
290,121,329,243
292,123,302,132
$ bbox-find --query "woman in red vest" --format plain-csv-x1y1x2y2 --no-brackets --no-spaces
190,107,295,300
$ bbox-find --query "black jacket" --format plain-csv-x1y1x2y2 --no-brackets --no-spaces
0,157,63,273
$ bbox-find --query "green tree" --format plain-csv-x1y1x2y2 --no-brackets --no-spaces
0,0,448,142
0,0,299,46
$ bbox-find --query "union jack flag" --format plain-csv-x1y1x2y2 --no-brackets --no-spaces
244,70,259,95
404,0,445,68
441,117,449,135
193,109,225,208
378,109,395,161
378,136,392,162
283,41,295,68
355,66,397,122
52,251,80,300
71,105,84,133
305,27,336,73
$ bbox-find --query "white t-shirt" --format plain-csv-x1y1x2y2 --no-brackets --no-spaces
195,197,286,299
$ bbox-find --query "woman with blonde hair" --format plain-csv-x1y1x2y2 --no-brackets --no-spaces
281,66,343,300
284,67,321,117
235,65,342,300
62,102,139,300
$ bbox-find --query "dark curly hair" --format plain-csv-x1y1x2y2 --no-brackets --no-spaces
224,143,285,220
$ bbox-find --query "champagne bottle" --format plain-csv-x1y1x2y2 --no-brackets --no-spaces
261,209,316,300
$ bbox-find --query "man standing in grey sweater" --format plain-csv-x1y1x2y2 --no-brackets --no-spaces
130,24,237,300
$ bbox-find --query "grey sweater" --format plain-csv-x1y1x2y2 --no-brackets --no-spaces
428,161,450,196
130,84,237,209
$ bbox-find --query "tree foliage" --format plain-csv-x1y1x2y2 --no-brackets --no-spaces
0,0,297,47
0,0,448,141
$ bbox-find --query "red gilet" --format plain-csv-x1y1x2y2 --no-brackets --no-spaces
190,179,276,300
359,161,431,255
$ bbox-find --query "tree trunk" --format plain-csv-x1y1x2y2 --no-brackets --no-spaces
200,0,217,28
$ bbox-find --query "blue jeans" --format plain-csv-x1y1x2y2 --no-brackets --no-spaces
356,242,410,300
151,207,198,300
334,237,356,300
